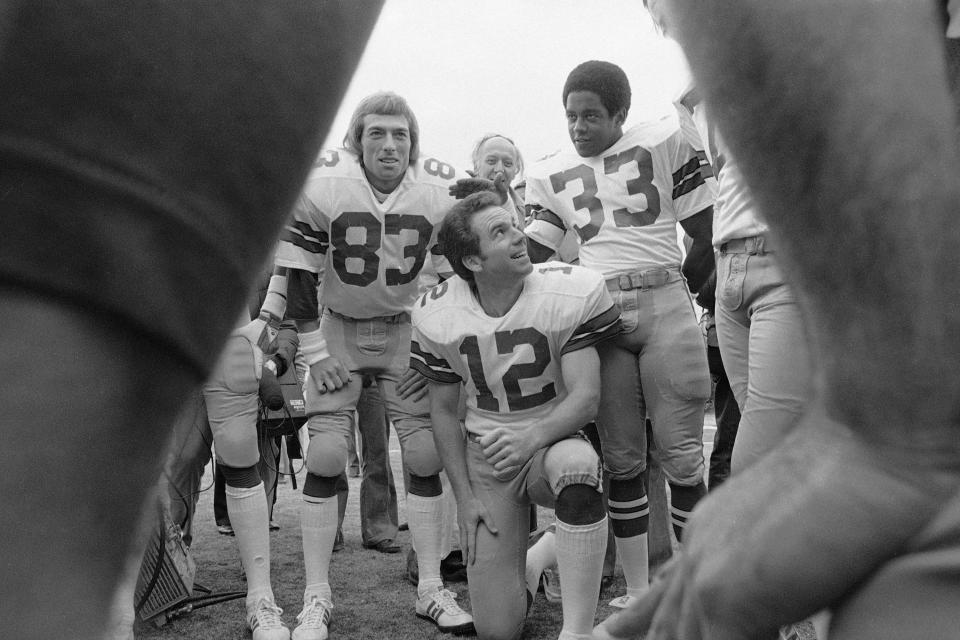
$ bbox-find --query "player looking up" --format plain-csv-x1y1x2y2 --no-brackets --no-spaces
412,190,621,640
523,60,717,608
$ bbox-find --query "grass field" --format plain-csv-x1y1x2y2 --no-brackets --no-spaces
135,432,625,640
134,415,815,640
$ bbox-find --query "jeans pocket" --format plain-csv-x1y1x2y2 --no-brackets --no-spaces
718,253,748,311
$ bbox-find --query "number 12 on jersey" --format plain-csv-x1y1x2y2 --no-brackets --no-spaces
458,328,557,412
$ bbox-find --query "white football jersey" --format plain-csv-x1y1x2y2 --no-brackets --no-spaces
674,85,767,248
410,263,621,436
275,149,461,318
524,116,716,277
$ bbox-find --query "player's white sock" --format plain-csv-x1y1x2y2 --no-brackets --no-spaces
556,517,607,636
300,495,338,603
525,529,557,596
616,533,650,600
226,482,275,608
407,493,445,596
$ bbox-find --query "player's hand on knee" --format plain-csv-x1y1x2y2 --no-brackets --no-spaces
479,427,536,475
458,496,498,566
309,356,351,394
397,367,428,401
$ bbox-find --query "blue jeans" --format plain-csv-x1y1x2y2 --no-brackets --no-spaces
716,236,813,473
356,382,399,545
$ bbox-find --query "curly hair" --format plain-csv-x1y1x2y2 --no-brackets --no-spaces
562,60,631,117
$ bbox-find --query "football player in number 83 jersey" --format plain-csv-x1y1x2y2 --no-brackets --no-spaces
273,92,473,639
524,60,717,609
411,191,622,640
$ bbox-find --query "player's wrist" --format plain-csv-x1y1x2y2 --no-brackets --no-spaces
298,327,330,365
260,273,288,320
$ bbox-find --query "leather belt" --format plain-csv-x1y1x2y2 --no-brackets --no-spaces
719,234,774,255
605,268,681,292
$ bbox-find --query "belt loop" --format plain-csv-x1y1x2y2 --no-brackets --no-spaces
756,235,766,256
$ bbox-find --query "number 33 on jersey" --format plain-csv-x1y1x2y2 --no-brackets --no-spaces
410,264,621,434
525,116,716,276
275,148,461,319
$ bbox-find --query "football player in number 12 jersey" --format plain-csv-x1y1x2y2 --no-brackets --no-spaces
411,191,622,640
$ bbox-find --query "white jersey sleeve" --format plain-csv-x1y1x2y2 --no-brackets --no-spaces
411,265,620,435
673,87,768,247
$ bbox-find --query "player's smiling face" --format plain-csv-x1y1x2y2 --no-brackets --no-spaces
470,205,532,280
565,90,624,158
360,113,411,193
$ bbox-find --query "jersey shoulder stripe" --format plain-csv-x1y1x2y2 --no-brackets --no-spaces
281,219,328,255
563,303,621,355
530,206,566,231
672,154,709,199
410,340,461,383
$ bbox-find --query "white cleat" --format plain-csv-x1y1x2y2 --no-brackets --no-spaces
415,587,475,635
607,594,637,609
292,595,333,640
247,597,290,640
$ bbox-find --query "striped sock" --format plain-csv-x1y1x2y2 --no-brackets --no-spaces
608,477,650,597
668,481,705,542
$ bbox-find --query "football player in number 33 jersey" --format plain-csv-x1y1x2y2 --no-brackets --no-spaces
524,60,718,610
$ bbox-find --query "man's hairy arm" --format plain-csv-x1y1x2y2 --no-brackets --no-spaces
596,3,960,638
668,0,960,451
595,409,956,639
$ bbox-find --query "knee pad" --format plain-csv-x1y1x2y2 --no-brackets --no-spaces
303,472,340,499
305,432,348,477
400,429,442,478
556,484,605,525
407,473,442,497
218,463,260,489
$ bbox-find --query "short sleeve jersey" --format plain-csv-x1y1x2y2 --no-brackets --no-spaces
410,263,621,436
674,85,766,248
524,116,716,278
275,149,461,318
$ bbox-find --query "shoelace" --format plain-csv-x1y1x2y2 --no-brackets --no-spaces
297,597,332,626
252,599,285,629
433,589,464,614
